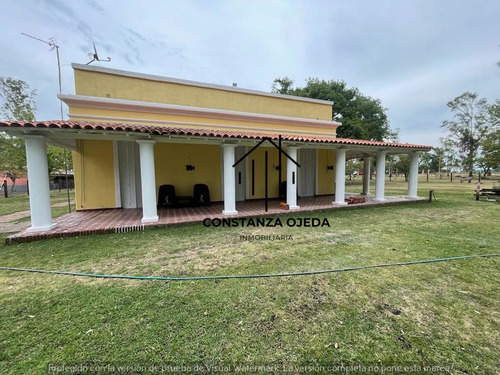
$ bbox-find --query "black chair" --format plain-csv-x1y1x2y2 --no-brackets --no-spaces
280,180,299,201
157,184,178,208
280,181,287,200
192,184,210,206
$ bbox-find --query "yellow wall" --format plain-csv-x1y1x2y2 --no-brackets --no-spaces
69,107,337,137
154,143,222,201
73,140,116,210
74,68,332,121
69,66,341,210
317,149,335,195
247,147,287,200
72,139,337,209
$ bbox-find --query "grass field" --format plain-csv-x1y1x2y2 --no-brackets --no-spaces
0,190,75,221
0,176,499,374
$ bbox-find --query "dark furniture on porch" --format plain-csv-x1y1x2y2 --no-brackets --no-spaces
279,181,299,201
191,184,211,206
157,184,178,208
158,184,211,208
280,181,287,200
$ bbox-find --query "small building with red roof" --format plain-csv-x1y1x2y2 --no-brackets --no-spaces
0,64,431,232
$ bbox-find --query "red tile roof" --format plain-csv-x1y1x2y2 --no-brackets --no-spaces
0,120,432,149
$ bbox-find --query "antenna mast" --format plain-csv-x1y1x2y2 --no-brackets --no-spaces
21,33,63,120
22,32,71,213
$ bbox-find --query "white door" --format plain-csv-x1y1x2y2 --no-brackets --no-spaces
117,141,142,208
298,149,316,197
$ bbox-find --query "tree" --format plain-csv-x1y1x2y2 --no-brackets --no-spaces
271,77,294,95
429,147,442,174
0,77,72,192
393,154,410,181
478,129,500,175
476,99,500,174
346,158,362,180
476,99,500,176
441,92,491,176
489,99,500,126
272,77,392,141
0,77,37,191
432,147,445,177
385,128,400,179
419,152,432,174
0,134,26,191
0,77,36,121
440,137,461,176
47,144,72,175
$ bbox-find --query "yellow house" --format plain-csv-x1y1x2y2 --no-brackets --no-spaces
0,64,431,232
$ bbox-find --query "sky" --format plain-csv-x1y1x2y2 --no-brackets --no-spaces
1,0,499,147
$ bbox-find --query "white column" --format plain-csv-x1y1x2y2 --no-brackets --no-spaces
286,147,300,210
333,148,347,205
374,151,387,201
222,144,238,215
407,152,420,198
362,157,371,195
137,140,158,223
25,136,57,232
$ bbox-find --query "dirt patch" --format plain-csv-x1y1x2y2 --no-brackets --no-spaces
376,302,404,317
324,230,358,245
396,334,412,349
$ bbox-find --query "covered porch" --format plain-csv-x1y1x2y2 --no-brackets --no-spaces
6,193,428,243
0,120,432,242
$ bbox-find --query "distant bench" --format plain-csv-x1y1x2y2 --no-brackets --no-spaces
460,176,474,183
475,187,500,202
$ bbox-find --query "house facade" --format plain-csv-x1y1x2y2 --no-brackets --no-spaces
0,64,431,232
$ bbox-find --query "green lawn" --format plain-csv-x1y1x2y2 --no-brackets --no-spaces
0,177,499,374
0,190,74,220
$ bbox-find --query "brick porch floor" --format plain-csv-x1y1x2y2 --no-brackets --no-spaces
6,194,428,243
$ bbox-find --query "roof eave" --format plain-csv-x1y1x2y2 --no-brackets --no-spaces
0,121,433,151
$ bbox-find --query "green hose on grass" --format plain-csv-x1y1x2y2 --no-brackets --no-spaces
0,253,498,281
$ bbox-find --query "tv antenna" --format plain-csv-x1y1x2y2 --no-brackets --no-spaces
86,43,111,64
21,32,72,213
21,33,63,119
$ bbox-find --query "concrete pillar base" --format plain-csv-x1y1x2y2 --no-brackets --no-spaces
141,216,159,223
333,201,347,206
27,223,58,232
